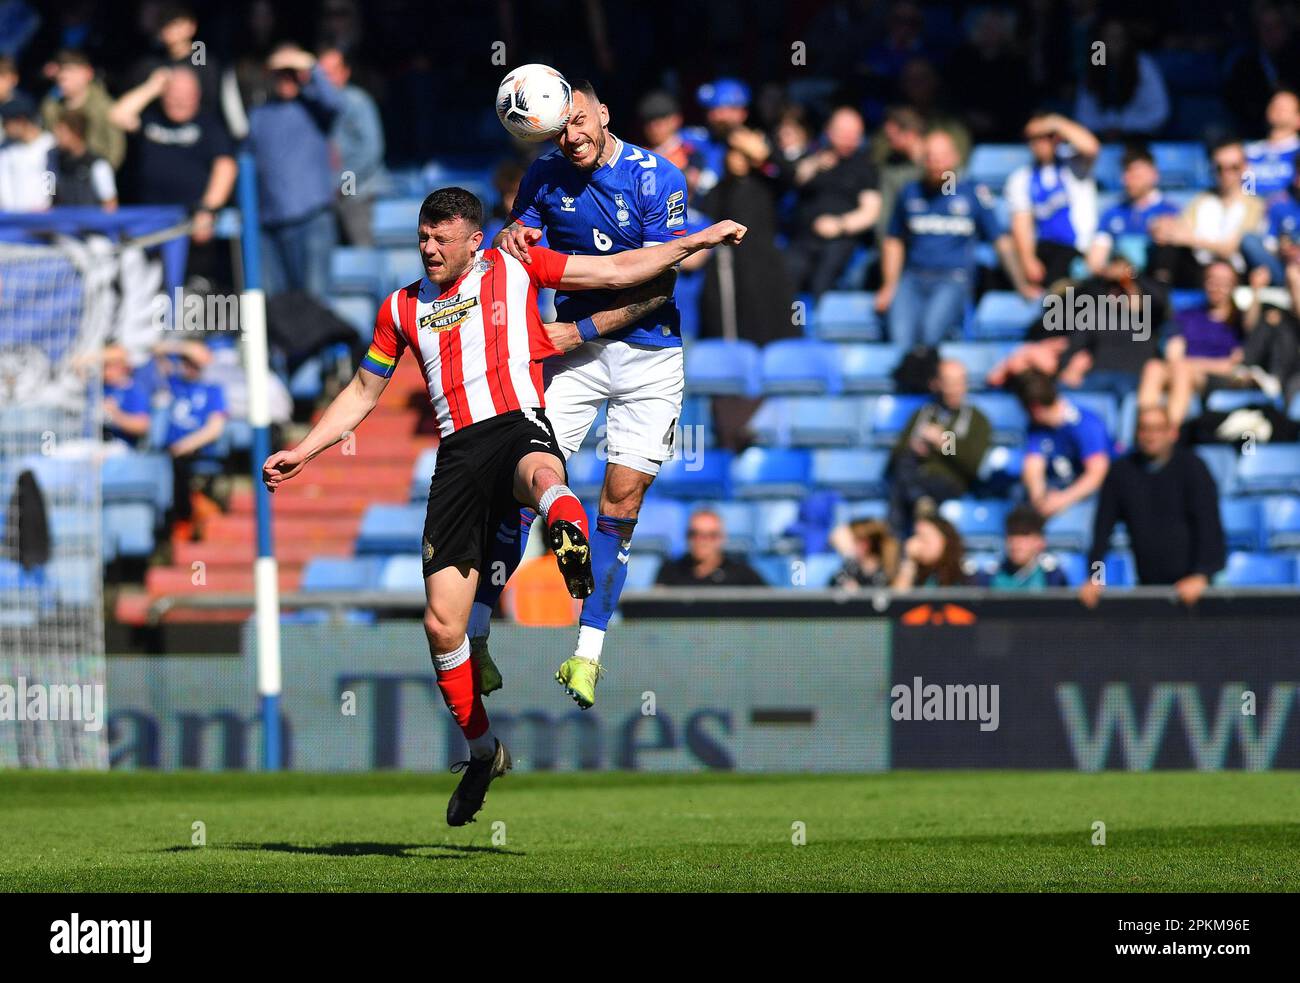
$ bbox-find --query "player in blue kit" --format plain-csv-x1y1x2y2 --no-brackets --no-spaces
478,79,690,709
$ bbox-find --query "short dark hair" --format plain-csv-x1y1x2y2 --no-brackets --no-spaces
1208,136,1243,157
569,78,600,105
1005,504,1046,537
418,187,483,231
1014,370,1058,410
57,108,88,140
1121,141,1154,168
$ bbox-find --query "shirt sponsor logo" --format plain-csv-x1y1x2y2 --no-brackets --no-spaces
561,195,577,212
419,294,479,332
666,189,686,228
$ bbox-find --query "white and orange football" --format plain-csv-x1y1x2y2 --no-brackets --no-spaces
495,64,572,142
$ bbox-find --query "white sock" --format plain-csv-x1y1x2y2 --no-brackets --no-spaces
575,625,605,663
432,635,470,672
467,728,497,760
537,483,574,523
468,601,492,641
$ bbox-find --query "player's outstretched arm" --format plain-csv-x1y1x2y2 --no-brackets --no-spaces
558,221,747,292
261,368,389,493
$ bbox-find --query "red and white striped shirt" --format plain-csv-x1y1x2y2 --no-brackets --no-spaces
360,246,569,437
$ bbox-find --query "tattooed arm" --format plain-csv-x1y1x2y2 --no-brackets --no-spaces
544,269,678,353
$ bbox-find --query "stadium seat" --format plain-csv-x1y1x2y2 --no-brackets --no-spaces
1220,497,1262,552
631,499,688,557
1206,389,1283,413
1057,550,1135,587
654,449,733,499
747,398,787,446
102,453,171,510
760,339,841,395
832,499,889,526
1170,289,1206,312
372,198,424,247
967,144,1031,190
752,553,794,588
729,448,811,499
1262,496,1300,549
810,448,890,498
867,394,929,447
104,502,156,559
785,396,869,447
970,393,1028,445
1194,445,1239,496
581,403,608,449
799,552,845,589
301,557,382,592
939,498,1010,551
565,448,606,500
329,247,384,296
1068,391,1119,439
409,447,438,502
624,554,662,590
379,555,425,593
1044,502,1095,552
813,291,882,341
972,291,1042,340
684,338,760,396
1236,445,1300,495
837,344,902,394
355,504,424,555
1151,142,1211,190
382,247,424,293
974,445,1024,495
1218,551,1297,587
328,294,377,342
938,342,1017,387
752,498,803,553
679,394,713,448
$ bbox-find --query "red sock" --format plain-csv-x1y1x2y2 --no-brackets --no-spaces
543,487,589,539
434,648,489,740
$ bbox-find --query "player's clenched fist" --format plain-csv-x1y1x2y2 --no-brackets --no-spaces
262,448,307,493
499,224,543,264
696,220,747,247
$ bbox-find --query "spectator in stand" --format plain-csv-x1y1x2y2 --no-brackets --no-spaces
1006,112,1100,291
49,108,116,209
1256,161,1300,285
1073,18,1169,139
1224,3,1300,136
891,514,968,589
246,44,342,298
827,517,899,589
39,50,123,171
1017,370,1111,518
1085,143,1182,280
0,56,21,109
101,345,152,447
1236,266,1300,402
159,341,227,536
876,129,1028,348
654,508,765,587
129,4,242,137
1245,89,1300,198
870,106,924,243
887,359,992,534
973,504,1068,590
1149,139,1266,286
772,104,812,168
110,66,237,282
0,94,53,210
784,107,880,297
484,158,526,243
682,77,758,197
1081,405,1225,608
945,6,1032,143
318,45,385,247
639,90,697,178
1137,261,1244,427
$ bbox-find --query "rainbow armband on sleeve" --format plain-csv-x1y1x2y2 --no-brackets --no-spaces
360,345,397,378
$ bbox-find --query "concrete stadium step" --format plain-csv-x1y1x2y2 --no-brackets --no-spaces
171,538,353,567
227,488,376,517
146,565,301,596
274,464,414,492
202,514,360,543
115,590,254,625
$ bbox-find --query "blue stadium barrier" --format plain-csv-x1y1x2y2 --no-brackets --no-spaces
105,502,157,559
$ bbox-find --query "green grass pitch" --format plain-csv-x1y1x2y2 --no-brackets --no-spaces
2,771,1297,892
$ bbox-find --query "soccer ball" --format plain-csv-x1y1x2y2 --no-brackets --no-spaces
496,64,572,142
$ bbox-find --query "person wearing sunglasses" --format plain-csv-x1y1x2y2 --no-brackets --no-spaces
654,509,765,588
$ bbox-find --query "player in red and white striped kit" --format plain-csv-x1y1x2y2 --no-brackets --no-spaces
262,187,744,825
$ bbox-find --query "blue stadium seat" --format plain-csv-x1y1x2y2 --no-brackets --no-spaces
838,344,902,394
581,403,608,449
565,448,606,500
655,449,733,499
1206,389,1283,413
939,498,1010,551
689,500,758,554
832,499,889,526
813,291,882,341
224,419,252,452
50,557,96,607
972,291,1042,340
329,247,384,297
103,452,171,509
1236,445,1300,495
938,342,1017,387
1220,497,1262,552
1068,391,1119,439
747,398,788,446
372,198,424,247
1092,145,1125,191
1170,289,1206,312
752,554,794,588
676,269,704,340
1057,550,1135,587
289,356,325,401
409,447,437,502
752,498,803,553
1218,551,1297,587
684,339,760,396
379,555,425,593
730,448,811,499
382,247,424,293
810,448,890,497
800,552,845,589
1044,502,1095,552
1151,142,1211,190
355,504,424,555
976,444,1024,486
786,396,869,447
328,294,377,342
970,393,1028,445
624,554,662,590
967,144,1031,190
104,502,156,559
760,339,841,395
679,394,713,448
301,557,382,592
1262,496,1300,549
867,394,929,447
631,499,688,557
1194,445,1238,495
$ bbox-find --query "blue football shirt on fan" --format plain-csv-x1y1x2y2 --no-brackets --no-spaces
886,179,1002,273
1245,136,1300,198
164,374,226,447
1266,188,1300,246
1095,192,1181,242
1025,400,1111,487
510,136,689,348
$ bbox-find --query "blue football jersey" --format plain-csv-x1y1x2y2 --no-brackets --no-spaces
509,136,690,348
